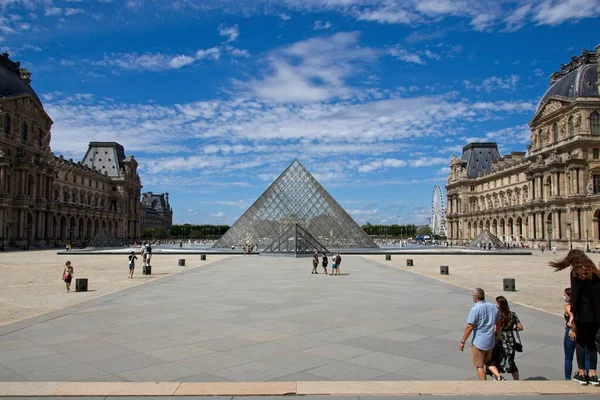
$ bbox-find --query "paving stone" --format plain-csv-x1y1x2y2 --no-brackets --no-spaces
67,344,138,363
210,361,297,382
19,363,108,381
270,336,324,351
345,352,422,372
88,353,167,374
303,343,371,360
0,354,80,374
236,330,291,343
177,353,252,373
0,346,57,363
306,361,388,381
225,343,294,361
146,344,215,362
197,337,256,352
118,362,200,382
262,351,337,372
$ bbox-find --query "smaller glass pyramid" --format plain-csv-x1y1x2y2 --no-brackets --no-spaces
468,229,504,249
262,223,329,256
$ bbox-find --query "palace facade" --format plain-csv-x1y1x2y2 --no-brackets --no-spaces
446,44,600,250
140,192,173,231
0,52,142,249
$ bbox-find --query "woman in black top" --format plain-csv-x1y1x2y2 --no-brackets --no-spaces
551,250,600,386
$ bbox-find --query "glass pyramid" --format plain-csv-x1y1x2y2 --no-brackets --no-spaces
262,223,329,256
213,160,379,250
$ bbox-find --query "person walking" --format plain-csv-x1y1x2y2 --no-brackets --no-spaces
145,243,152,267
312,251,319,274
459,287,504,381
563,287,590,380
62,261,74,293
322,253,328,275
495,296,523,380
140,242,148,267
551,250,600,386
335,253,342,275
128,251,137,279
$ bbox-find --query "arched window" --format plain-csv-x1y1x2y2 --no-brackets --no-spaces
553,122,559,143
2,114,10,136
592,111,600,135
37,129,43,146
569,116,575,136
594,149,600,160
21,121,28,142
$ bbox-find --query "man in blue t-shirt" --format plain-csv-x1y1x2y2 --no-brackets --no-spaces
459,287,504,380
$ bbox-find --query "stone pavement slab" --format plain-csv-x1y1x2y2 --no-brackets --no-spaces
1,256,569,382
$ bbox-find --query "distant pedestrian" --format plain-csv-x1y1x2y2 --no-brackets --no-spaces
335,253,342,275
62,261,74,293
312,251,319,274
322,253,328,275
331,257,337,275
495,296,523,380
552,245,557,255
128,251,137,279
140,242,148,266
551,250,600,386
563,287,590,380
145,243,152,267
459,287,504,381
541,245,545,254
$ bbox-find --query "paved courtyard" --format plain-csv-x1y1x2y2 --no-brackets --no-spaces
0,256,567,382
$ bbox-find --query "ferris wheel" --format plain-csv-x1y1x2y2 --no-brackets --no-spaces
431,185,447,236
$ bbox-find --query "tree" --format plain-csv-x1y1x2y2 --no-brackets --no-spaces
416,225,433,236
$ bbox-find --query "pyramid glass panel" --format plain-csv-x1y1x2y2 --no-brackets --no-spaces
213,160,379,249
262,223,329,256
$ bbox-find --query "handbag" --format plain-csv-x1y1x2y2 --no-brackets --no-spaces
514,329,523,352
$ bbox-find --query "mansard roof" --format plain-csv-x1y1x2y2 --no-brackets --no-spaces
461,143,502,179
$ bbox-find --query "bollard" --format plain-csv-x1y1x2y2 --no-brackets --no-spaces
143,265,151,275
75,278,88,292
201,254,206,261
178,259,185,266
406,259,413,267
440,265,449,275
503,278,516,292
385,254,391,261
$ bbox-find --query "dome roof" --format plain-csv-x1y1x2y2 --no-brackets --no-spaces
536,56,598,112
0,52,43,106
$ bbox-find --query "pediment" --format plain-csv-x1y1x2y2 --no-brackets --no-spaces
3,93,53,123
530,97,572,125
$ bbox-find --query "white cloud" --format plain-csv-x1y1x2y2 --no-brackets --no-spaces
386,47,423,64
211,211,225,217
533,0,600,25
218,24,239,42
349,208,378,215
313,20,332,30
464,75,520,93
243,31,377,103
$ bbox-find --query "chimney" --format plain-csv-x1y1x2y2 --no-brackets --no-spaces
165,192,169,203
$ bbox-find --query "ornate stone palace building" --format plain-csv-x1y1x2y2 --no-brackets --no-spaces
446,44,600,249
140,192,173,231
0,52,142,249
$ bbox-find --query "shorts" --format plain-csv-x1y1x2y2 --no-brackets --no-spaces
471,345,493,368
332,264,338,269
146,254,152,263
129,264,135,271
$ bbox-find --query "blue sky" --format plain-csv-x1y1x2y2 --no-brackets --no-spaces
2,0,599,226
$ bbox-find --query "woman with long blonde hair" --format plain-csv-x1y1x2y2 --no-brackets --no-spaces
550,250,600,386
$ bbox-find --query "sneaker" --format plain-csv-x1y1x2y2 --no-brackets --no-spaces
496,376,506,381
588,375,600,387
573,373,588,385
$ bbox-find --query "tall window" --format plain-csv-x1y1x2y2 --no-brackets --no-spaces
569,116,575,136
37,129,43,146
21,121,28,142
594,174,600,194
594,149,600,160
3,114,10,136
553,122,559,143
592,111,600,135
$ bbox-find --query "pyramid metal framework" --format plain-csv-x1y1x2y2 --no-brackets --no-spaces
213,160,378,250
262,223,329,256
468,229,504,249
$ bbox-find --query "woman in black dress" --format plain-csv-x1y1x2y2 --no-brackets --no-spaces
495,296,523,380
62,261,74,293
551,250,600,386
